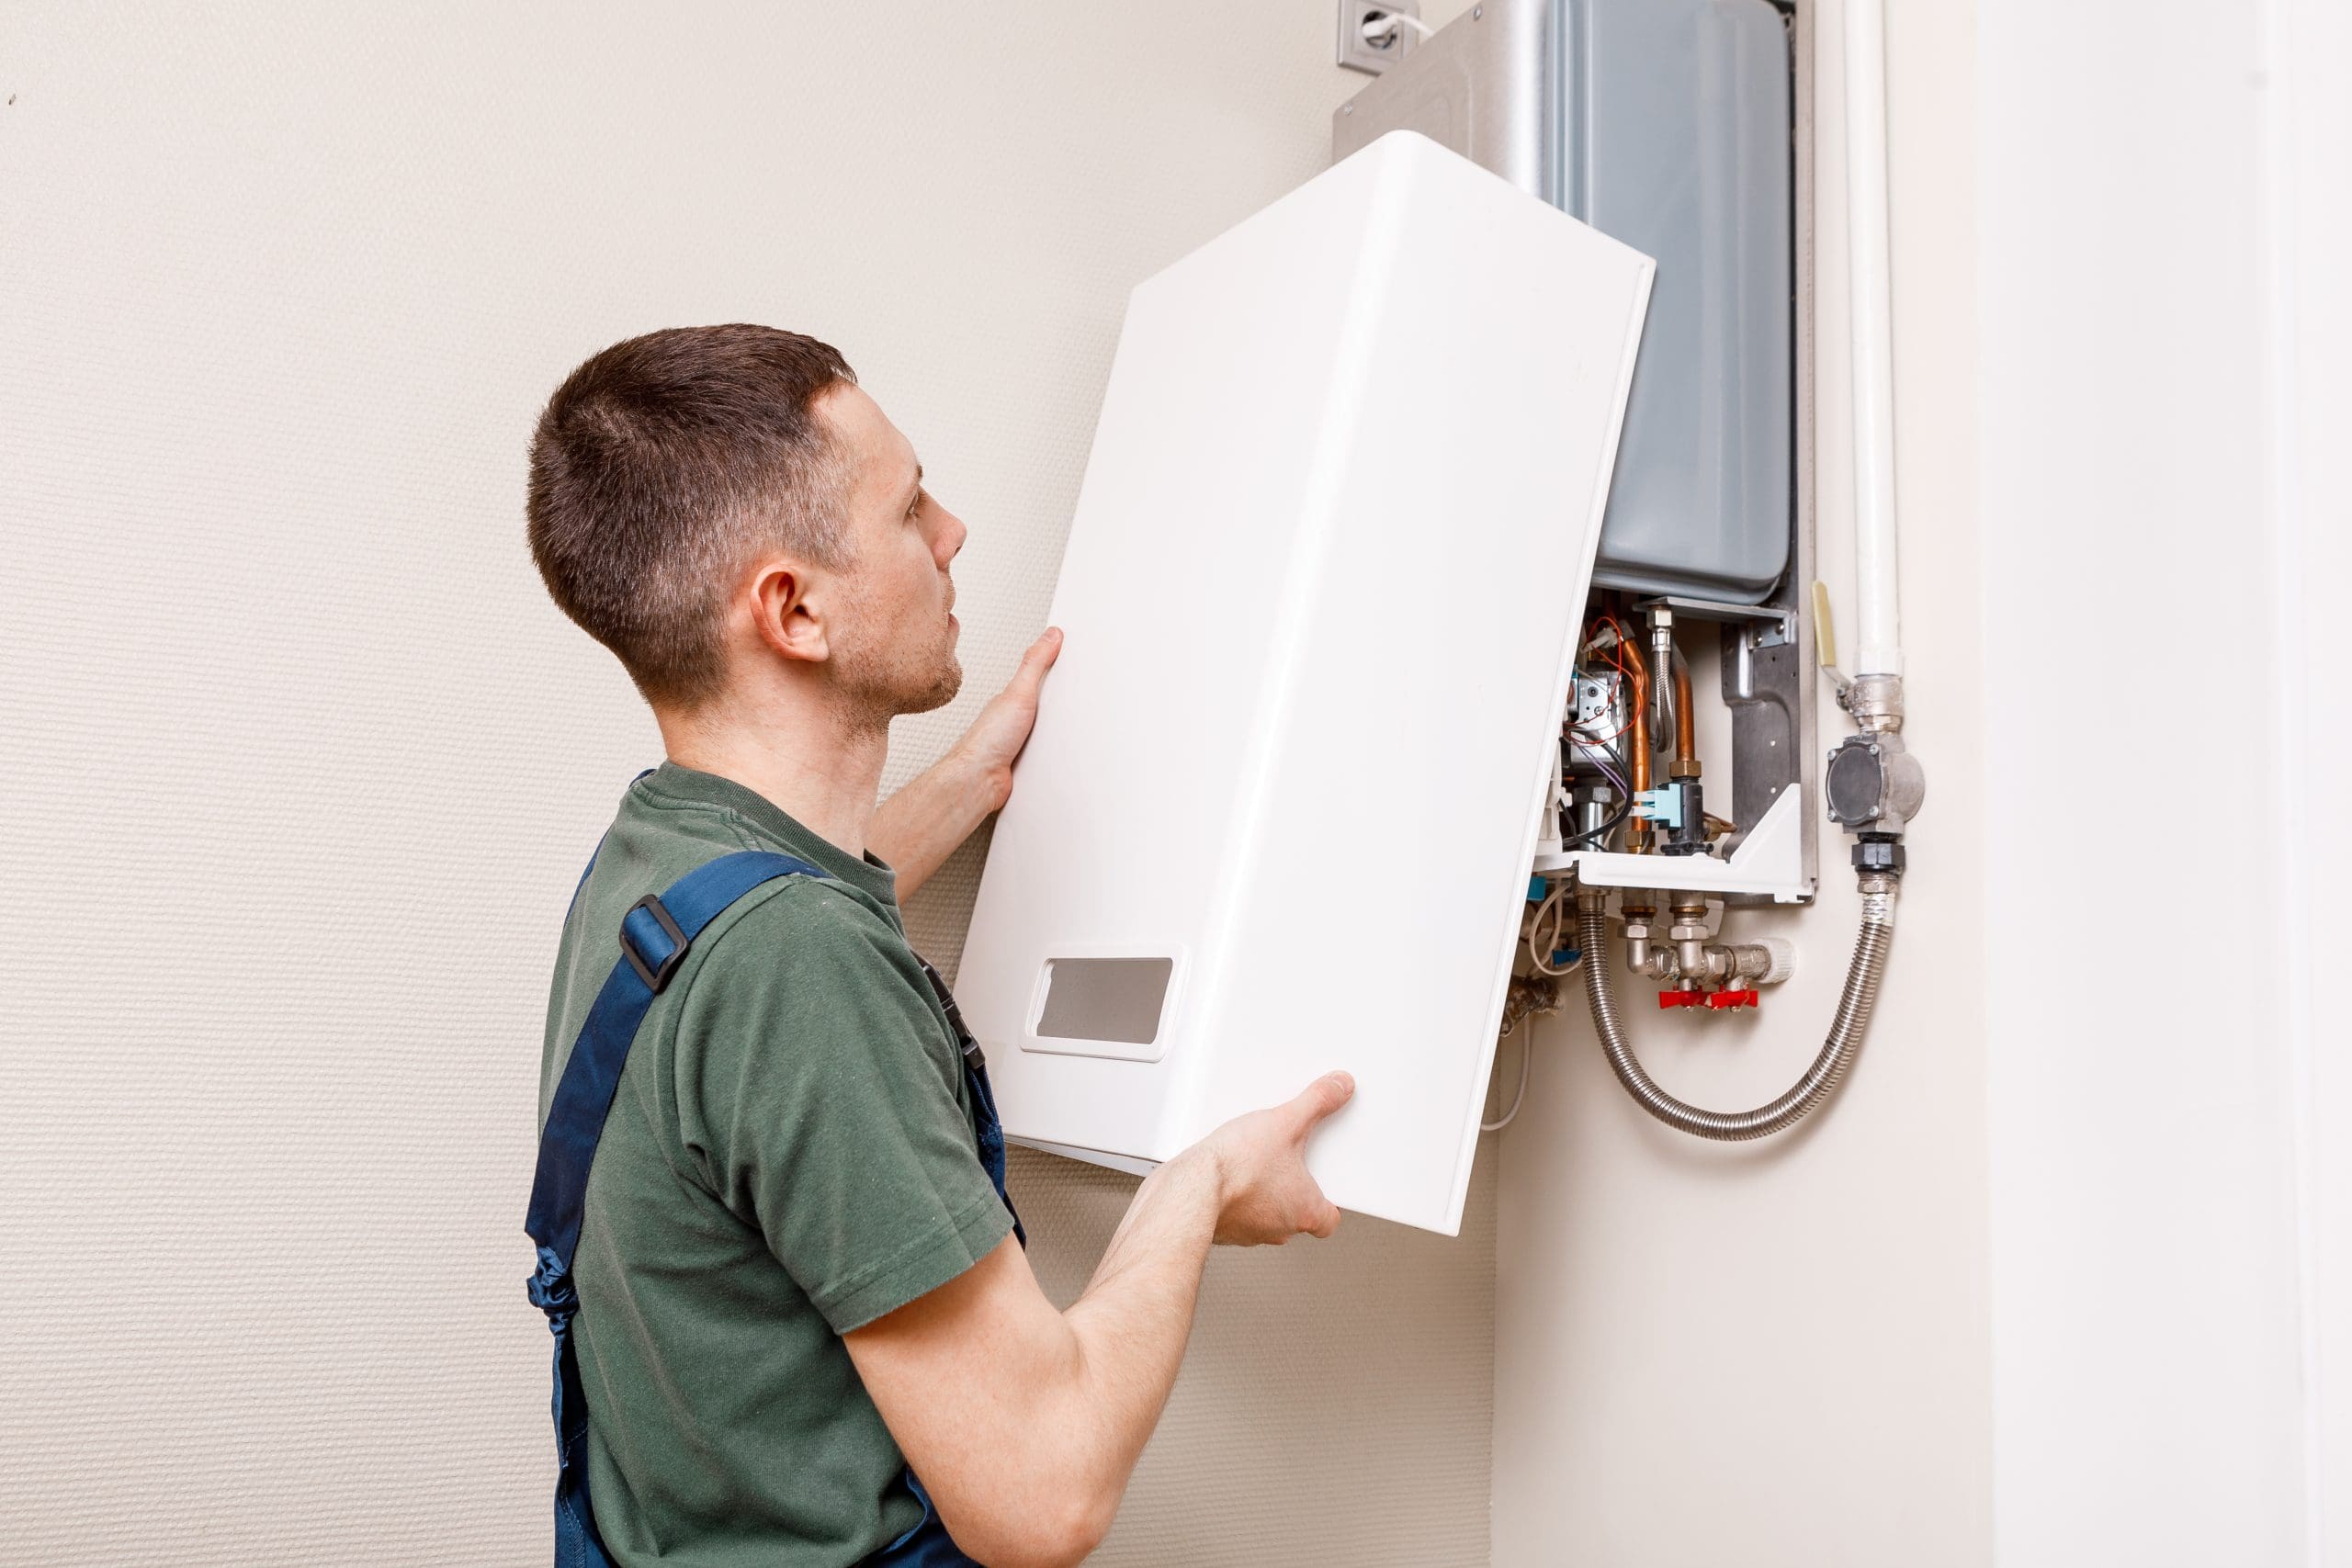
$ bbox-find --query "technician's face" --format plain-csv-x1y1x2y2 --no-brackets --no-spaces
819,382,967,719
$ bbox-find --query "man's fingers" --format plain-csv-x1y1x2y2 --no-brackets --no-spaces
1011,626,1063,691
1286,1070,1355,1133
1305,1198,1342,1240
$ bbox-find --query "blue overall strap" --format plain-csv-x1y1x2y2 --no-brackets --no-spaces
526,850,826,1262
525,849,825,1568
917,956,1023,1247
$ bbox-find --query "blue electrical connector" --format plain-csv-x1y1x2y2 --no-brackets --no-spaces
1633,786,1683,828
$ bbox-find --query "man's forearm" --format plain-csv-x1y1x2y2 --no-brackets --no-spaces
1053,1148,1227,1496
867,747,1003,900
848,1153,1227,1566
844,1078,1343,1567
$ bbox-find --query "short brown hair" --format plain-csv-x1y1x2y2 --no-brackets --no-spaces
526,324,856,705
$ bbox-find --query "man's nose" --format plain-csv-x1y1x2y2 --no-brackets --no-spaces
934,504,967,568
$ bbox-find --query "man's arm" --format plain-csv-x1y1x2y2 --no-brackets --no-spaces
871,628,1061,899
843,1072,1353,1568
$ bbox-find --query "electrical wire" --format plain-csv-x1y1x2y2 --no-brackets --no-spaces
1569,620,1637,749
1481,1017,1532,1132
1361,10,1437,43
1563,743,1634,852
1557,619,1640,853
1496,888,1589,1133
1569,793,1633,852
1525,880,1583,976
1588,747,1629,794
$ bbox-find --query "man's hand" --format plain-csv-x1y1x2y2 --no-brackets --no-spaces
949,626,1062,814
844,1070,1352,1566
869,626,1062,897
1187,1071,1352,1246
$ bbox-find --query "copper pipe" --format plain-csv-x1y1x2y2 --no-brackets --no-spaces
1669,649,1700,781
1623,636,1652,852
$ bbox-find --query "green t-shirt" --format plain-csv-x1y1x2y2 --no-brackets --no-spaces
537,763,1015,1568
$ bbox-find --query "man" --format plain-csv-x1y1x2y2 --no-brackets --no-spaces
526,323,1351,1568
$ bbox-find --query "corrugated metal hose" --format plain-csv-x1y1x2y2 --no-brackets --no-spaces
1577,886,1894,1140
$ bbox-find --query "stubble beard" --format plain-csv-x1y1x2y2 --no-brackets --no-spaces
835,619,963,730
901,648,964,716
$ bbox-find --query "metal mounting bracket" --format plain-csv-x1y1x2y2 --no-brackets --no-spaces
1535,783,1812,903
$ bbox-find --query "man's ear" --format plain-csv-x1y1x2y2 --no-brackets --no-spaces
748,558,830,665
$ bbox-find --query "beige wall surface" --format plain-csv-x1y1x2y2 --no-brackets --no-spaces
0,5,1495,1562
1490,4,1996,1563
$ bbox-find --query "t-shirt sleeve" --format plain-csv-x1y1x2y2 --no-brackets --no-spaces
671,883,1013,1334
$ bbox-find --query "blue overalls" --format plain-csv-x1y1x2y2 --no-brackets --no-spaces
524,849,1023,1568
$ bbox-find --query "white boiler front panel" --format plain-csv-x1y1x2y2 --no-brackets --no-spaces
956,131,1652,1235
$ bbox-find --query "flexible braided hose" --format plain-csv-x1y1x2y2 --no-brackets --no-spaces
1578,886,1894,1141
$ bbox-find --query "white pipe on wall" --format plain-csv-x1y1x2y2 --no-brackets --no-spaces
1843,0,1903,678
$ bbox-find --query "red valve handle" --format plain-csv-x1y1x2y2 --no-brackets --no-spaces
1704,989,1760,1010
1657,989,1705,1009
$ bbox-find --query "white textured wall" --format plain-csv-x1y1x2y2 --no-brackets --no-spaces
0,6,1494,1562
1491,4,1993,1562
1977,1,2344,1562
2277,1,2352,1553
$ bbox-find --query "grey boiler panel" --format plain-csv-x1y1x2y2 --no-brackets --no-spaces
1336,0,1792,603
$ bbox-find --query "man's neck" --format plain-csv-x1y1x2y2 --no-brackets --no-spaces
655,688,889,860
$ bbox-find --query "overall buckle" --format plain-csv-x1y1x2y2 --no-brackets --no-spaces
919,957,984,1060
618,895,688,993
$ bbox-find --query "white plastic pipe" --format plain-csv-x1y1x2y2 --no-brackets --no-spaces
1843,0,1903,678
